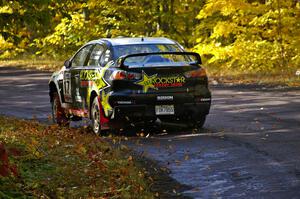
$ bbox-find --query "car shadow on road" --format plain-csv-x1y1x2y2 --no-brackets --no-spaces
109,125,215,139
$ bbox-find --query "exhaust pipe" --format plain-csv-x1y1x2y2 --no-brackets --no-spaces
154,118,189,128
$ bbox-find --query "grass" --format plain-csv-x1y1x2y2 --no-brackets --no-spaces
0,59,63,72
206,64,300,87
0,116,154,198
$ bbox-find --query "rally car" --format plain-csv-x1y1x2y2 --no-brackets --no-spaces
49,37,211,134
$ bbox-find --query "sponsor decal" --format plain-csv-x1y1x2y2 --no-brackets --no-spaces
135,71,186,92
153,76,185,88
80,63,111,108
80,70,98,80
135,71,158,92
101,91,112,117
80,70,109,90
116,101,133,105
157,96,173,101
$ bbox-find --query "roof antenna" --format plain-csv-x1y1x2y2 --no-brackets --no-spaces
141,37,144,42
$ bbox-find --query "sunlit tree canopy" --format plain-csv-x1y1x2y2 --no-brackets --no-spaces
0,0,299,72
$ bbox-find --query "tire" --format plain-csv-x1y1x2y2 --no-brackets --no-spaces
91,97,101,134
193,115,206,129
51,92,69,126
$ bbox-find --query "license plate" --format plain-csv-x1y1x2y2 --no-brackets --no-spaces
155,105,174,115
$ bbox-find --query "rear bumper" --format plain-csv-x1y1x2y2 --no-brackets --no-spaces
112,102,211,121
108,87,211,124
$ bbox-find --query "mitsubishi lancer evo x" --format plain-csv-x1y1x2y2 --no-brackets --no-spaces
49,37,211,134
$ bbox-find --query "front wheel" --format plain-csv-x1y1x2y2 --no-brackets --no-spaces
91,97,101,134
51,92,69,126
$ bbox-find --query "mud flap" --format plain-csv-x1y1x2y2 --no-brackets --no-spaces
97,96,110,130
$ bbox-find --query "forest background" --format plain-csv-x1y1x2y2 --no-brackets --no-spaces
1,0,300,83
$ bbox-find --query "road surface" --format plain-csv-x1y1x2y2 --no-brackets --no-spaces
1,66,300,198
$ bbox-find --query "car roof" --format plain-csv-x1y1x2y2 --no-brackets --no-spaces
88,37,177,46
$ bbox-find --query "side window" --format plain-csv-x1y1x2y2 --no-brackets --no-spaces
99,49,112,67
87,44,104,67
71,45,93,67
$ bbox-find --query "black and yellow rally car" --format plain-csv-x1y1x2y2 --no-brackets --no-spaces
49,37,211,134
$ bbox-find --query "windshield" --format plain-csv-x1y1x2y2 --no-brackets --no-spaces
112,44,182,60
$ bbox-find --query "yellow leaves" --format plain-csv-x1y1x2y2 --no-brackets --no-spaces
194,42,234,64
43,13,87,50
0,35,14,59
87,1,99,9
211,22,238,38
229,39,284,71
195,0,300,75
198,0,250,19
0,5,13,14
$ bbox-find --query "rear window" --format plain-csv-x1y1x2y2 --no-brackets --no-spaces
112,44,182,60
122,53,199,68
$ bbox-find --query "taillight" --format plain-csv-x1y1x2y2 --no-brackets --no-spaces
110,70,141,80
111,70,127,80
184,68,207,78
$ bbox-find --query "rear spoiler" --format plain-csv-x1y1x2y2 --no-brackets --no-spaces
116,52,202,68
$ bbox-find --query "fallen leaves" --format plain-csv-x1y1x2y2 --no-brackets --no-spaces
0,116,154,198
184,155,190,161
127,155,133,162
75,144,87,155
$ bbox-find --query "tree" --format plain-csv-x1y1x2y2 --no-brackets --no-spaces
194,0,300,72
0,0,54,58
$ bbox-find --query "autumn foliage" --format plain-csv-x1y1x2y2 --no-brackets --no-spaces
0,0,299,85
0,116,153,198
1,0,299,74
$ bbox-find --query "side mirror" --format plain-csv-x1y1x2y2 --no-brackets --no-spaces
64,60,71,68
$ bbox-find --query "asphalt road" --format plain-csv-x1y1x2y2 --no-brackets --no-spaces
1,66,300,198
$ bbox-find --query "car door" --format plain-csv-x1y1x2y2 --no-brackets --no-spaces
80,44,105,109
63,44,93,109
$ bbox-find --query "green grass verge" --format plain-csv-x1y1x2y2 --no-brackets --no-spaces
0,116,154,198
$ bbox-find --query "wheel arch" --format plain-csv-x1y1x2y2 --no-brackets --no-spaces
49,81,62,103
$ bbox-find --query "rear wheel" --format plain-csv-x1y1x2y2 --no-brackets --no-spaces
193,115,206,129
91,97,101,134
52,92,69,126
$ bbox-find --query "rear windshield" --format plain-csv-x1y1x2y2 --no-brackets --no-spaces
122,53,199,68
112,44,182,59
